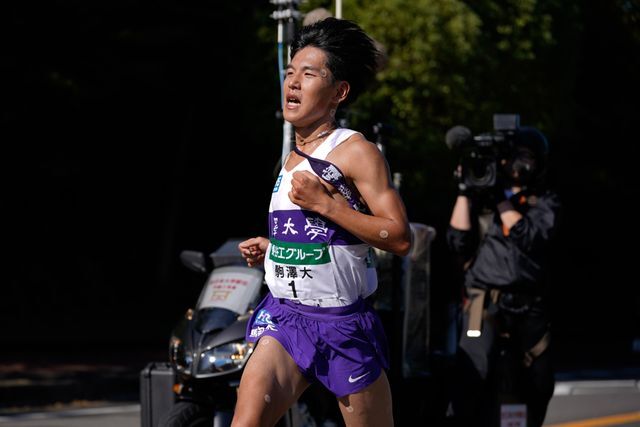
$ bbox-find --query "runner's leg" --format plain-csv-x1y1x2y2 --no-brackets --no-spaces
336,370,393,427
231,336,309,427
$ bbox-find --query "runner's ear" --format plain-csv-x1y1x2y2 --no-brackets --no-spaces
334,81,350,104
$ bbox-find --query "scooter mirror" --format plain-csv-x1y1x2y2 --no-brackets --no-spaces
180,250,207,273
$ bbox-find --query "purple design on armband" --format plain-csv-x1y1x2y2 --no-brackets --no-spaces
293,147,368,213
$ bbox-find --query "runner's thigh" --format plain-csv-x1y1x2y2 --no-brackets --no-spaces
336,370,394,427
232,336,309,427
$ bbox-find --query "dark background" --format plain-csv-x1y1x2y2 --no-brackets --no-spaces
3,1,282,355
3,1,639,374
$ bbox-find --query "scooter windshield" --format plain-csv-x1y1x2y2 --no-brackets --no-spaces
194,307,237,334
195,265,263,315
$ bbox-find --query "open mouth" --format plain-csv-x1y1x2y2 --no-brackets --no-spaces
286,94,301,106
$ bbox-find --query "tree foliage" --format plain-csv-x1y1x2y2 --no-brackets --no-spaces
300,0,579,221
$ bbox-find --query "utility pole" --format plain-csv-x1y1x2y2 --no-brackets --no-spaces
270,0,302,166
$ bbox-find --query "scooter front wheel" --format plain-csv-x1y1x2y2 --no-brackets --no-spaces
160,401,214,427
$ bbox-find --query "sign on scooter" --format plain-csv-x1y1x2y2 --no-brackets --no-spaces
196,265,262,315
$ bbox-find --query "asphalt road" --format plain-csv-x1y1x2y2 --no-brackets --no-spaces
543,380,640,426
0,404,140,427
1,379,638,427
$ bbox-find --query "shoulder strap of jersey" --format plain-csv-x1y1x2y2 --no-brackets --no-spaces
311,128,360,160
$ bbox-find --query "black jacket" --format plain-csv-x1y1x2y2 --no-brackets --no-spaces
447,190,561,294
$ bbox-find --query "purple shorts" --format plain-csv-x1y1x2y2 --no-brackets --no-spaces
246,293,390,398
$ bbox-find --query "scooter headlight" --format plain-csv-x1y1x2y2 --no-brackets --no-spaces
198,340,253,375
169,337,193,371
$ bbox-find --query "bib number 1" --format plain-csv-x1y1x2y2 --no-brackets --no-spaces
288,280,297,298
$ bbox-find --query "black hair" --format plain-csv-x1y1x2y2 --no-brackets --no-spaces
515,127,549,169
508,126,550,188
290,17,381,105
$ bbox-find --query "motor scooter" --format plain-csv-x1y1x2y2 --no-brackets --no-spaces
157,238,328,427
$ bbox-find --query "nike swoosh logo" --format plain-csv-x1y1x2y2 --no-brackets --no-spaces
348,372,370,383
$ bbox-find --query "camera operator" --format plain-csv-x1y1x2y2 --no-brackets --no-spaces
446,125,561,427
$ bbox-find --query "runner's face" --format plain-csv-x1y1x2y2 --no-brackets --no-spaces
283,47,341,129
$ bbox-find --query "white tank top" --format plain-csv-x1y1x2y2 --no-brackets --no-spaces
264,128,378,307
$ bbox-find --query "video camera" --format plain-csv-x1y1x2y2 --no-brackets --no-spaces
445,114,521,191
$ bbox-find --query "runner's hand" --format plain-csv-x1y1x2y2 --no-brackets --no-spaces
238,237,269,267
